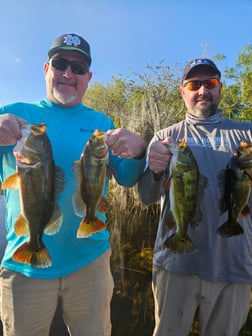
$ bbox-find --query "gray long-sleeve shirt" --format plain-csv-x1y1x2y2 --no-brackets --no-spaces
138,110,252,283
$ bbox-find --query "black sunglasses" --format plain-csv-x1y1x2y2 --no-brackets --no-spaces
183,78,220,91
50,57,89,75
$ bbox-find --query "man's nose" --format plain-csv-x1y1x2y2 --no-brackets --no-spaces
198,83,208,94
62,65,74,77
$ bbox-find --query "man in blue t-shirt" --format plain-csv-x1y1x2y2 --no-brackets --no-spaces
0,33,146,336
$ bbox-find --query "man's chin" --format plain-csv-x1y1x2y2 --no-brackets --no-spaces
53,92,78,105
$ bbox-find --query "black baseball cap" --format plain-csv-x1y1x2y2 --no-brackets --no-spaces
48,33,92,66
182,58,221,81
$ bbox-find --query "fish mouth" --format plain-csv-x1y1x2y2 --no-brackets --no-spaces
93,148,108,160
14,144,41,161
16,157,40,167
14,150,40,166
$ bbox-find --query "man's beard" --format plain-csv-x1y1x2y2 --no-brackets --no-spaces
52,89,78,105
192,103,218,118
191,95,219,118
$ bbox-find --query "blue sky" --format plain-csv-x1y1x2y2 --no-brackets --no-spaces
0,0,251,105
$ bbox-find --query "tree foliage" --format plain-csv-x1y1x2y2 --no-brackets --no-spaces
220,45,252,121
84,45,252,133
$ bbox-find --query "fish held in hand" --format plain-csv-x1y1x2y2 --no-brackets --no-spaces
2,124,65,268
163,139,208,254
217,140,252,237
72,129,109,238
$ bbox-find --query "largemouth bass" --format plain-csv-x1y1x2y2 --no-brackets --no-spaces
164,139,208,254
2,124,65,268
217,140,252,237
72,129,109,238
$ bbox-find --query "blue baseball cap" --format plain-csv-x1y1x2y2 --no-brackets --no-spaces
182,58,221,81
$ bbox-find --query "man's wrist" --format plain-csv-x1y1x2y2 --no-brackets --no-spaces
134,148,146,160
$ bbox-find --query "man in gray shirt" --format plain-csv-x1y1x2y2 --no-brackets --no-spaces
138,58,252,336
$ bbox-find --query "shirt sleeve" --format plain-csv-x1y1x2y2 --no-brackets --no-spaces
109,151,146,187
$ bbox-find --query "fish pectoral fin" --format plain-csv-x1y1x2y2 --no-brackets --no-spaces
77,216,106,238
164,210,176,230
2,173,20,190
72,160,81,183
72,192,86,217
13,242,52,268
44,204,63,235
241,204,250,217
14,214,29,236
198,175,208,193
97,196,108,213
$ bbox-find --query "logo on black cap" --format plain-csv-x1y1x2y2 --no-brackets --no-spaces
63,34,81,47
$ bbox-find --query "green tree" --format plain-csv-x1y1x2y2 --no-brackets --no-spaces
220,45,252,121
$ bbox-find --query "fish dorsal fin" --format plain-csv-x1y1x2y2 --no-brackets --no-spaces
54,166,65,199
93,129,105,140
30,123,47,135
72,160,82,185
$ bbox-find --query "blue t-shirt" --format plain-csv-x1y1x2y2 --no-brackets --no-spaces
0,99,145,279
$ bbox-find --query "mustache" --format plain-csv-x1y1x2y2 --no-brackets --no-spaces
195,95,212,102
57,80,76,86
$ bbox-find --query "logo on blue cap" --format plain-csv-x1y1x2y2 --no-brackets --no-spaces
190,59,214,67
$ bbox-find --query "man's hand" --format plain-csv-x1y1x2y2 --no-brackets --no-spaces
106,128,146,159
148,137,173,174
0,114,27,146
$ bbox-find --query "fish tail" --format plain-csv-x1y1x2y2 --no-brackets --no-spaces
12,242,52,268
217,222,244,237
164,233,197,254
77,216,106,238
